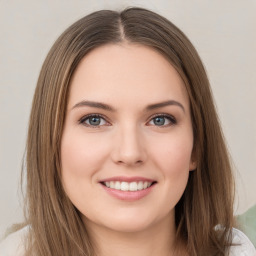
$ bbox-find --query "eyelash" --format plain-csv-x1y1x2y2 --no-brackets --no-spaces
79,114,110,128
148,113,177,127
79,113,177,128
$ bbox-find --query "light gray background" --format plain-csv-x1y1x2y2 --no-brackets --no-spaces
0,0,255,238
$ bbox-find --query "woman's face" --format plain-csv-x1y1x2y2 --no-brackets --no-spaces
61,43,196,233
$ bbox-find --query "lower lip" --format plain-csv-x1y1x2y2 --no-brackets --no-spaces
100,183,156,201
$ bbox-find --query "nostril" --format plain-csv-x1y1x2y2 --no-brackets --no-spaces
116,159,144,166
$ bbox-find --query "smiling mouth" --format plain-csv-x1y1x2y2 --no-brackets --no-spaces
101,181,156,192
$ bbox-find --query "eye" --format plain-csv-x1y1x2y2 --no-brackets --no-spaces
79,114,109,127
148,114,176,127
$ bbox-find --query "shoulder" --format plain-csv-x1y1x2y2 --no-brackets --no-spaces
0,226,29,256
229,228,256,256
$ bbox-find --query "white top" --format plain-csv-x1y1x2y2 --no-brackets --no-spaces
0,226,255,255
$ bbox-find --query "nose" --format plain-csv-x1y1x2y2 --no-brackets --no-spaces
111,125,147,166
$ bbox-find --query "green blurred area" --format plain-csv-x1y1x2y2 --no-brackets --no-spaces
236,204,256,247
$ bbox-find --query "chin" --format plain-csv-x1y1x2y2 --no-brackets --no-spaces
103,218,155,233
96,209,168,234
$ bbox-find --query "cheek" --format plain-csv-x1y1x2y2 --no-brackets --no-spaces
60,131,112,208
60,131,111,210
151,133,194,174
149,132,193,202
61,131,110,177
160,142,192,205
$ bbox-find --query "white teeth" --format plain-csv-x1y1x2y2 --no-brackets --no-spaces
129,182,137,191
138,181,143,190
103,181,153,191
110,181,115,189
114,181,121,190
120,182,129,191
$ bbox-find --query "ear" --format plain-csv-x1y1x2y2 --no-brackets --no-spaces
189,160,197,171
189,146,197,171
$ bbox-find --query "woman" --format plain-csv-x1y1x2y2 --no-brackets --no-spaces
0,7,255,256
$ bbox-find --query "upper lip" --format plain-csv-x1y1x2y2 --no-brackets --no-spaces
99,176,156,183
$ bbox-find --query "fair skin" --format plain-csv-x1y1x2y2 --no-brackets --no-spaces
61,43,196,256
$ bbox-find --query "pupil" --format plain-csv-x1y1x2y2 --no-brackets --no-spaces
154,117,165,126
89,117,100,125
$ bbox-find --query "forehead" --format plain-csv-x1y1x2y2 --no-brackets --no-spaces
68,43,189,110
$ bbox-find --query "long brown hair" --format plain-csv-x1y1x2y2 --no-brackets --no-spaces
23,7,235,256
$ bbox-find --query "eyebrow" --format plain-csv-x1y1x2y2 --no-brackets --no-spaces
72,100,116,111
72,99,185,112
146,100,185,112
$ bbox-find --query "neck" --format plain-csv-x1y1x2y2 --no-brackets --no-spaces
84,214,178,256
